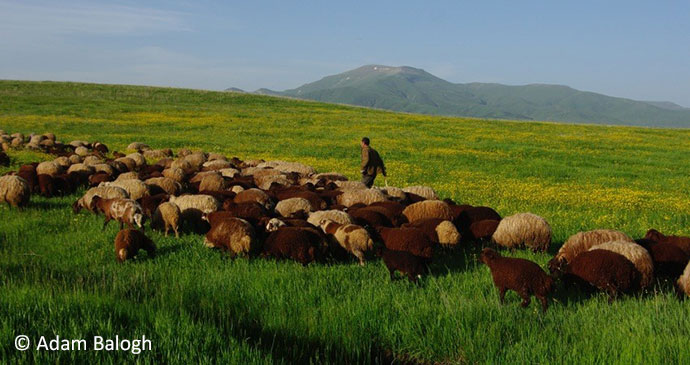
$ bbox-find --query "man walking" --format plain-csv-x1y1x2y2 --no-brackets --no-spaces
360,137,386,188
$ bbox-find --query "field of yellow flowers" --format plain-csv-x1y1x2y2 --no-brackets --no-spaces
1,80,689,363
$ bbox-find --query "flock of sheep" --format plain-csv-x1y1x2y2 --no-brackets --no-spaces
2,130,690,313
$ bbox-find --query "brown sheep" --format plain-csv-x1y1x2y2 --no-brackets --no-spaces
551,249,640,302
376,227,434,259
319,220,374,265
402,218,461,247
645,229,690,257
377,247,428,283
402,200,453,223
553,229,634,265
204,218,256,257
479,248,554,312
37,174,57,197
0,151,9,166
262,227,325,265
91,196,145,230
138,193,170,218
456,206,501,233
221,201,271,226
114,229,156,263
0,175,31,208
468,219,500,242
348,207,393,228
234,188,273,209
152,202,180,238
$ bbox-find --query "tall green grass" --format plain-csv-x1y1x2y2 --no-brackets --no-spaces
1,80,689,363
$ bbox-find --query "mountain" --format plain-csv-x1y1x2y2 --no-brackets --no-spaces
224,87,245,93
246,65,690,127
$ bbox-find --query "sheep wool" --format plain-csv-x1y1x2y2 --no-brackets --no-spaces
334,181,368,191
153,202,181,238
435,220,461,247
199,173,226,192
589,240,654,288
402,200,453,223
307,210,354,227
145,177,181,195
36,161,61,177
102,179,150,200
204,218,256,256
169,194,220,216
77,186,129,212
678,262,690,298
115,157,137,172
0,175,31,208
126,153,146,167
320,220,374,265
275,197,312,218
402,185,439,200
491,213,552,252
336,189,387,207
555,229,634,263
162,167,186,182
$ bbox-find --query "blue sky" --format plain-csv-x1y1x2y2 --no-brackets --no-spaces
1,0,689,106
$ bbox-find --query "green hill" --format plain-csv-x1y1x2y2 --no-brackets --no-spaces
257,65,690,127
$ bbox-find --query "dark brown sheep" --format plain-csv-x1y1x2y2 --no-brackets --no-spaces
367,201,407,225
377,247,428,283
645,229,690,257
456,206,501,233
551,249,640,302
262,227,325,265
348,207,393,228
114,229,156,263
479,248,554,312
37,174,57,197
376,227,434,259
467,219,500,242
272,189,326,211
89,171,113,187
138,193,170,218
222,201,271,226
643,241,689,278
0,151,9,166
17,165,38,193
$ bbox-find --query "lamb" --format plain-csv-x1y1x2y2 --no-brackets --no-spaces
114,229,156,263
377,227,434,259
402,185,438,200
467,219,500,242
552,229,634,265
644,229,690,257
551,249,640,301
491,213,552,252
402,200,453,223
319,219,374,265
234,188,273,209
91,196,145,230
262,226,325,265
101,179,150,200
402,218,461,247
479,248,554,312
73,186,129,213
0,175,31,208
588,240,654,289
677,262,690,298
307,210,354,227
336,188,387,207
275,197,312,218
152,202,180,238
203,218,256,257
377,247,428,283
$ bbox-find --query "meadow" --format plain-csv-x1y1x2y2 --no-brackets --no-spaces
1,80,690,364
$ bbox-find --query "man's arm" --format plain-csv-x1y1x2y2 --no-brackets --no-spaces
360,148,369,172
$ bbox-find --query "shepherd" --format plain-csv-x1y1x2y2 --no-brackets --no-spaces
360,137,386,188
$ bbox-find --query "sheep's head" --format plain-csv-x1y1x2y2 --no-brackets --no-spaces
265,218,286,232
72,200,82,213
133,213,145,228
644,229,663,242
479,247,500,264
548,257,568,277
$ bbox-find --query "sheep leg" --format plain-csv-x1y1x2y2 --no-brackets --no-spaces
538,295,548,312
353,250,365,266
164,224,169,237
174,226,179,238
498,287,507,304
102,217,110,230
389,270,397,281
407,273,418,283
519,289,531,308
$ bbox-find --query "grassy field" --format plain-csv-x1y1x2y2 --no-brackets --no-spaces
1,80,690,363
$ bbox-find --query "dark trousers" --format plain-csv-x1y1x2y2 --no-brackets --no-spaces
361,173,376,188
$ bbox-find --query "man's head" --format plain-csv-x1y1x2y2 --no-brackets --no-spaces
361,137,370,147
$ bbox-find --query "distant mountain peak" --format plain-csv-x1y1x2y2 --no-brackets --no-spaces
238,65,690,128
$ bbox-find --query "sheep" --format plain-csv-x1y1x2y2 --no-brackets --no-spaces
644,229,690,257
207,152,227,161
138,193,170,218
307,210,354,227
36,161,61,177
468,219,500,242
402,218,460,247
83,156,104,166
67,163,94,175
456,206,501,232
264,217,287,232
491,213,552,252
162,167,186,183
588,240,654,289
67,154,82,164
402,185,438,200
553,229,634,265
92,163,115,175
89,171,113,187
677,262,690,298
145,177,181,196
273,190,326,211
479,248,554,312
91,196,145,230
127,142,150,152
169,194,220,220
551,249,640,302
221,201,270,226
348,207,393,228
184,151,207,169
199,173,227,192
37,174,57,197
646,242,689,278
115,171,140,181
381,186,406,201
219,168,240,178
93,142,109,154
101,179,150,200
334,181,368,190
275,197,312,218
143,149,171,160
204,218,256,256
234,188,273,209
202,159,233,171
53,156,71,169
114,229,156,263
115,157,137,172
377,227,434,259
0,175,31,208
336,188,387,207
74,146,89,157
402,200,453,223
262,226,324,265
377,247,428,283
73,186,129,213
319,219,374,265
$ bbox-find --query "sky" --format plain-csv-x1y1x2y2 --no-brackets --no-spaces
1,0,689,106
